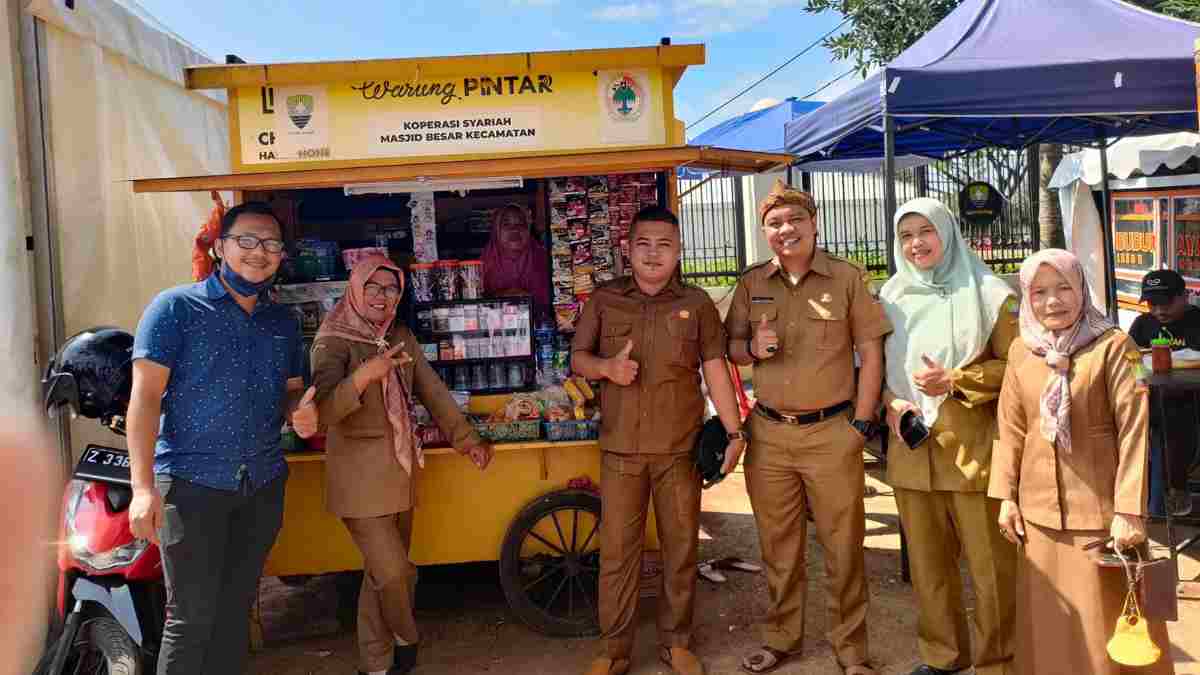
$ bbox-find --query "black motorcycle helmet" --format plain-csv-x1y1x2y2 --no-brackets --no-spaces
43,327,134,434
692,416,731,489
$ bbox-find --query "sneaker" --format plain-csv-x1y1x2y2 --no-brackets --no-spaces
1166,489,1193,517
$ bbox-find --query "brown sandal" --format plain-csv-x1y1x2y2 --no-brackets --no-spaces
583,657,630,675
659,647,705,675
740,646,791,674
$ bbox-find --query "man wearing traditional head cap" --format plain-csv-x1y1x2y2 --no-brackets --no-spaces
726,180,891,675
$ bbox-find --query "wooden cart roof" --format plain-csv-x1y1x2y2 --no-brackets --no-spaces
184,44,706,90
130,146,792,193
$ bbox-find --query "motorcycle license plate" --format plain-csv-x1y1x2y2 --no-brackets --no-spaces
74,445,132,485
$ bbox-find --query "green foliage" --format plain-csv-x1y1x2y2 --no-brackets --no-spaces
803,0,964,75
682,258,740,287
1139,0,1200,22
805,0,1200,76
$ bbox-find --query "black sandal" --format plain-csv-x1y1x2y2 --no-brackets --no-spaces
391,643,418,674
740,646,791,674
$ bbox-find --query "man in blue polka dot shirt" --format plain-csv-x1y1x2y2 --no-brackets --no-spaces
126,202,318,675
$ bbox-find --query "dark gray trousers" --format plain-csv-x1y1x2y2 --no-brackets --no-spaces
154,475,285,675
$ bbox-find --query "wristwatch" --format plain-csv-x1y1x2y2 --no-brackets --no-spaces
727,429,748,442
850,419,878,439
746,338,761,362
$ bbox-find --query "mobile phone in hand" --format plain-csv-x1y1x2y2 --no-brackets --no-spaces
899,410,931,448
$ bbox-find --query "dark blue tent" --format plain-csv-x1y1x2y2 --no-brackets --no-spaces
782,0,1200,311
785,0,1200,162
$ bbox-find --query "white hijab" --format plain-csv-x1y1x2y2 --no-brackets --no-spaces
880,198,1016,426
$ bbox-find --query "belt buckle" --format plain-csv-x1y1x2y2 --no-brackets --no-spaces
780,412,798,424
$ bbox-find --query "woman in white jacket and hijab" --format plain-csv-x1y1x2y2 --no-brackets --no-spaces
879,198,1019,675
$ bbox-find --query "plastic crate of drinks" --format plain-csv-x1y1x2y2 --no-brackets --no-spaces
471,417,541,443
542,420,599,442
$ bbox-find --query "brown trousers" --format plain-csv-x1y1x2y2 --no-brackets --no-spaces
745,412,869,667
894,489,1016,675
598,451,701,659
342,512,420,673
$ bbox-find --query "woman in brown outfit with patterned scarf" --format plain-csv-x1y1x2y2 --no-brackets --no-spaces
989,249,1173,674
312,255,493,675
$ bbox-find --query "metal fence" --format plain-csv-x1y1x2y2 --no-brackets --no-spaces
678,175,745,287
675,146,1041,286
807,147,1040,278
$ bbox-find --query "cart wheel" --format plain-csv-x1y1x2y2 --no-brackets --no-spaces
499,489,602,637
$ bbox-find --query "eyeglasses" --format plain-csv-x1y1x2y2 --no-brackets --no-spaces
222,234,285,254
363,282,402,299
764,216,811,230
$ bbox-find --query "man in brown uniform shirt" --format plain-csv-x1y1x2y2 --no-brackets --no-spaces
573,206,746,675
727,181,891,675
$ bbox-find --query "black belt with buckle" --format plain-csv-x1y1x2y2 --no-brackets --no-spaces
755,401,851,426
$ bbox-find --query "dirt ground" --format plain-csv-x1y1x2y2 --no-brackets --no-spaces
248,461,1200,675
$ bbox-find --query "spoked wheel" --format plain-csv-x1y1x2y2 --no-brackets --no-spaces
499,489,602,637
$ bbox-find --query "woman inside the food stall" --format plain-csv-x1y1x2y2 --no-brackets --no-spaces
310,254,494,675
482,203,551,312
990,249,1174,675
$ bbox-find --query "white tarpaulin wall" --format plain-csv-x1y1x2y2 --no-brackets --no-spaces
0,0,36,414
26,0,228,447
1059,180,1109,315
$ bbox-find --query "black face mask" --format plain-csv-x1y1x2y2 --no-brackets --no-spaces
219,261,273,297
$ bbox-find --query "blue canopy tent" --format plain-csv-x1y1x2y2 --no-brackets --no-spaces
680,98,823,180
682,97,931,178
692,97,823,153
783,0,1200,315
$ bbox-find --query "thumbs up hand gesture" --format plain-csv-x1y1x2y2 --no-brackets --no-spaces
605,339,640,386
291,386,320,439
751,315,779,360
912,353,952,397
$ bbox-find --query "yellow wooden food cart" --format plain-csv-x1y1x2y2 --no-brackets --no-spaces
132,43,789,638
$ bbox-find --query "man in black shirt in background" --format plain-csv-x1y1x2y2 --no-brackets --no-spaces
1129,269,1199,517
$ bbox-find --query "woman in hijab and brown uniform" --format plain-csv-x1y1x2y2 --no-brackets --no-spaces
311,255,494,675
990,249,1174,675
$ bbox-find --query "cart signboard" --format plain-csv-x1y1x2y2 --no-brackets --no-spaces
235,68,665,172
1112,196,1161,300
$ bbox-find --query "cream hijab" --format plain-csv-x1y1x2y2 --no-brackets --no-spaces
880,198,1015,426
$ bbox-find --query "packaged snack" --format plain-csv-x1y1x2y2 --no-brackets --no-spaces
555,303,580,332
410,263,436,303
549,178,572,197
574,378,595,400
459,260,483,300
434,261,460,301
564,378,586,406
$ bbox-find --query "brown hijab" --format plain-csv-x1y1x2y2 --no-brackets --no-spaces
316,255,423,474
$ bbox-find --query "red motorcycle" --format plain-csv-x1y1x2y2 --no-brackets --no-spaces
38,327,164,675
